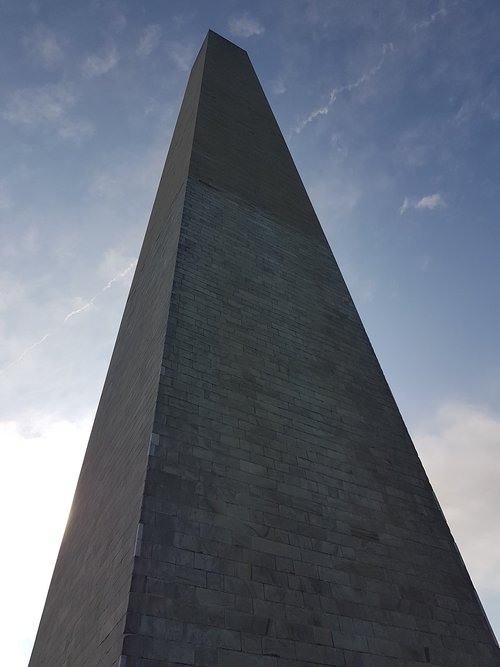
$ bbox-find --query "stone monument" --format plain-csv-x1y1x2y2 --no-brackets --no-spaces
29,30,499,667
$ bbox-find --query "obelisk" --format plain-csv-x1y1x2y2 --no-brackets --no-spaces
30,30,499,666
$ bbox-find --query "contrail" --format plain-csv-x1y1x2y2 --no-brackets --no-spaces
294,43,394,134
0,333,51,374
413,8,447,32
64,297,97,323
102,260,136,292
64,260,136,323
1,260,137,373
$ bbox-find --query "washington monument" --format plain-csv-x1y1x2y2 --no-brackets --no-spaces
30,30,499,667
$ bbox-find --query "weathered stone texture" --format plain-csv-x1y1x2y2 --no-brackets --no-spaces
30,30,499,667
129,32,499,665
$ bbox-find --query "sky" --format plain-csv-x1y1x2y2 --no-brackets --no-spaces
1,1,499,663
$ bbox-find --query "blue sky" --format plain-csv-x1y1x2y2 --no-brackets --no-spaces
1,1,499,663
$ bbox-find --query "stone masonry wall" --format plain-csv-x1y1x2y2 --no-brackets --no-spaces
125,177,499,667
122,32,499,667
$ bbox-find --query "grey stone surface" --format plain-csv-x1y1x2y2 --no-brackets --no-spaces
30,30,499,666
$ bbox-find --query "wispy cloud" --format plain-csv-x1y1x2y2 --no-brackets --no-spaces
136,24,162,58
454,86,500,127
228,13,265,38
82,46,119,78
400,193,446,214
0,260,136,374
294,43,394,134
110,12,127,33
103,263,135,291
3,84,94,143
63,298,96,323
63,259,136,324
416,193,446,210
23,24,65,68
98,250,136,289
308,175,360,226
1,334,51,373
272,79,286,95
413,8,447,32
399,197,410,215
88,146,166,204
393,125,435,168
168,41,195,72
4,84,74,126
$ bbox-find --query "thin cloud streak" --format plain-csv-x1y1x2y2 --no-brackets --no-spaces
1,334,51,374
102,260,136,291
295,43,394,134
1,261,136,373
63,298,96,323
413,8,447,32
